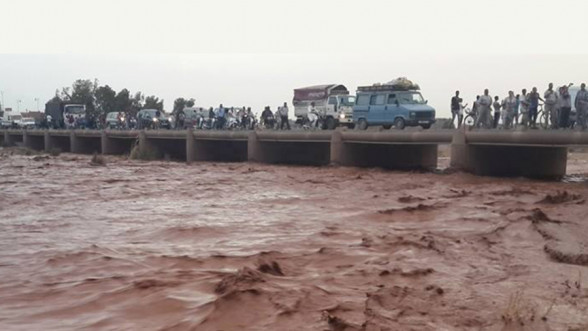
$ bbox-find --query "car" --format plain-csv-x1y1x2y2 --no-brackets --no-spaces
106,112,125,129
0,118,12,128
19,117,36,129
179,107,207,129
137,109,171,129
353,82,436,130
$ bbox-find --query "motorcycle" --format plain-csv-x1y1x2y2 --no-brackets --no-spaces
302,110,324,130
225,115,239,130
197,115,215,130
261,114,276,129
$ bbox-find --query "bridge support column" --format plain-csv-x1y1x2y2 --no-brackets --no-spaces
44,131,51,152
23,131,30,149
450,129,470,171
101,132,110,155
3,131,14,146
330,131,350,165
70,131,80,154
247,131,261,162
186,130,195,163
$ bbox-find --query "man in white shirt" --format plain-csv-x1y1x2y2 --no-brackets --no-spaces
519,89,530,128
544,83,559,129
575,83,588,130
502,91,517,129
279,102,290,130
475,89,492,129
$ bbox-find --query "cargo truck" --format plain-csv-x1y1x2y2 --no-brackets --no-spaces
293,84,356,129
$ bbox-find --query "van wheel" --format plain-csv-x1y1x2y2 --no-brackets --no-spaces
393,118,406,130
421,124,431,129
357,119,368,130
382,124,392,129
325,117,336,130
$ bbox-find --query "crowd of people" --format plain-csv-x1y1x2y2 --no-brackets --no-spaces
450,83,588,130
193,103,291,130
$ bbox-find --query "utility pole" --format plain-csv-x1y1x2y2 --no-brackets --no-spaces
0,91,4,111
17,99,22,113
34,98,39,112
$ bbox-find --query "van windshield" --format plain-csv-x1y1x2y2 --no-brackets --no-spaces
397,92,425,104
340,96,356,106
64,106,85,114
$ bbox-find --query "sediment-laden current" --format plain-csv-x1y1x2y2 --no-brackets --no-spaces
0,148,587,330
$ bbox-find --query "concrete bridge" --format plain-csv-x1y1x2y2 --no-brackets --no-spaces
2,128,588,179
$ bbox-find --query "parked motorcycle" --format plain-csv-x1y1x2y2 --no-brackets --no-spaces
261,114,276,129
197,115,215,130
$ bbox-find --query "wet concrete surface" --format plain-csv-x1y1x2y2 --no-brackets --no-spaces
0,148,587,330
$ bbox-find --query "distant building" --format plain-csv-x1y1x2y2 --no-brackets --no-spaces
21,111,44,121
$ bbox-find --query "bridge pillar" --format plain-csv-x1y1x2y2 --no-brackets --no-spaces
450,129,470,171
247,131,261,162
101,131,110,155
186,130,195,163
70,131,78,153
44,131,51,152
330,131,350,165
3,131,14,146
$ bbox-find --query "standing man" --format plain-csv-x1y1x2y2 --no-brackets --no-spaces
514,94,520,126
176,107,185,130
451,91,462,128
217,104,226,129
476,89,492,129
492,96,502,129
558,85,572,129
544,83,559,129
528,87,544,128
519,89,530,128
502,91,517,130
279,102,290,130
575,83,588,130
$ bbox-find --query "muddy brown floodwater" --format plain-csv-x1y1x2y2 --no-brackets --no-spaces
0,147,588,331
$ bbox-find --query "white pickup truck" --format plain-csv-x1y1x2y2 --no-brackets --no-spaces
293,84,356,129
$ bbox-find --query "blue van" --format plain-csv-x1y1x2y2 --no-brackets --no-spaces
353,85,436,129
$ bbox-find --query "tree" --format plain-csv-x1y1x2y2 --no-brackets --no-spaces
114,88,132,114
144,95,164,111
61,79,98,117
94,85,116,115
131,92,144,116
173,97,195,114
57,79,98,118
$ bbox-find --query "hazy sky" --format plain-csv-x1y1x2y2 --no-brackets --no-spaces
1,0,587,117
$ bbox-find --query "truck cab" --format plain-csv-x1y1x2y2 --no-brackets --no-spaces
327,95,355,127
293,84,355,129
63,104,86,128
353,85,436,130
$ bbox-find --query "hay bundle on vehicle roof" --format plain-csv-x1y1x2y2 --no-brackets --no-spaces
384,77,420,91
